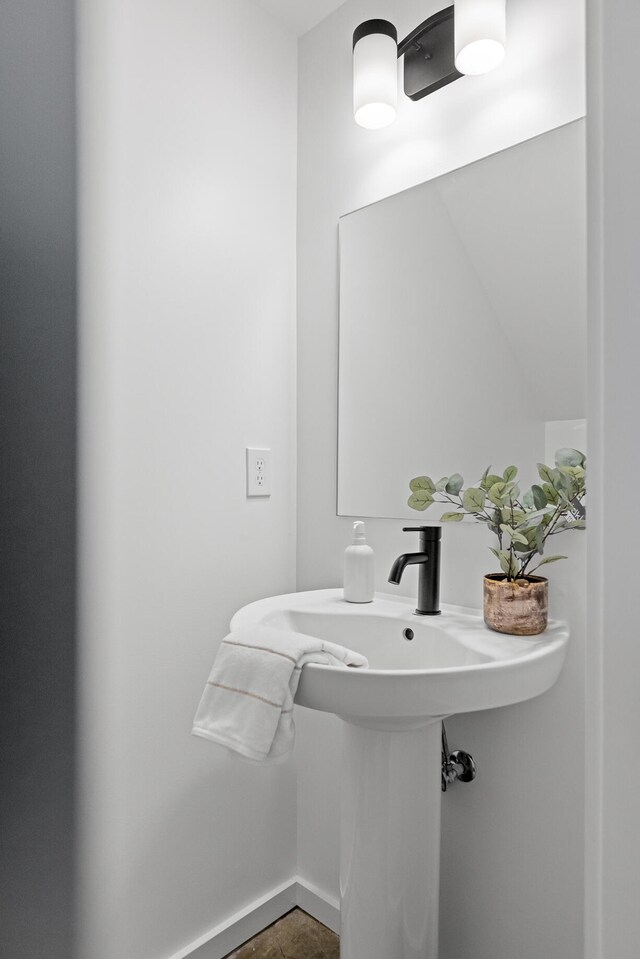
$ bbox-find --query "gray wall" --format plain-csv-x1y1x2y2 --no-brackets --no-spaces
0,1,77,956
586,1,640,956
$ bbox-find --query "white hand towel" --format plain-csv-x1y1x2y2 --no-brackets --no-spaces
192,624,368,762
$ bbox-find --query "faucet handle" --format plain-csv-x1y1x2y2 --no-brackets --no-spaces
402,526,442,540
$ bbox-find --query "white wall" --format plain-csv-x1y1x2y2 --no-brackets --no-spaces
296,1,586,957
77,2,297,957
586,1,640,957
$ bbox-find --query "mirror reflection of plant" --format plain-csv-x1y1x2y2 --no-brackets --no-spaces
408,449,586,582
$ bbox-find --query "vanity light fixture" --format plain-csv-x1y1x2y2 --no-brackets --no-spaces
353,0,506,128
454,0,506,75
352,19,398,129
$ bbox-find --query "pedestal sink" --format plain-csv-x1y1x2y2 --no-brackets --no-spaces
231,589,569,959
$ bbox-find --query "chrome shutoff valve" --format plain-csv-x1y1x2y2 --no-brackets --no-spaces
441,723,477,792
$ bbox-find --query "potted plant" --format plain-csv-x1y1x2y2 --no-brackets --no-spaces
407,449,586,635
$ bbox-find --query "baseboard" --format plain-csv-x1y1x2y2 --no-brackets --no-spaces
293,876,340,935
167,877,340,959
167,879,297,959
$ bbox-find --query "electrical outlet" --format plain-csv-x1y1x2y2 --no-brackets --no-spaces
246,448,271,497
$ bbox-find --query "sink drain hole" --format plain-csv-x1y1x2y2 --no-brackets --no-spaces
403,627,414,641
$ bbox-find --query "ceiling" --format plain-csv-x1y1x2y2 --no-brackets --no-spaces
251,0,349,37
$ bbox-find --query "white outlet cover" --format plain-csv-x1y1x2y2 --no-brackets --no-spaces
246,448,272,497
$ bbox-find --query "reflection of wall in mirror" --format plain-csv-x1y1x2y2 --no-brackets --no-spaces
545,419,587,464
337,120,586,520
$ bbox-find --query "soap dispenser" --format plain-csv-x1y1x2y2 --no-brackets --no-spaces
344,521,375,603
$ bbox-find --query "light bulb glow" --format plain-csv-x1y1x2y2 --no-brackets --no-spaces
455,0,506,76
353,23,397,129
354,102,397,130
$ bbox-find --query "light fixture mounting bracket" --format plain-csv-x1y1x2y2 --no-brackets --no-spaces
398,5,461,101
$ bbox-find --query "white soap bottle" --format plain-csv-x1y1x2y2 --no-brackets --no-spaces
344,521,375,603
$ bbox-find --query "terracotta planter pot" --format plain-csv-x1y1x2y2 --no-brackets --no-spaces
483,573,548,636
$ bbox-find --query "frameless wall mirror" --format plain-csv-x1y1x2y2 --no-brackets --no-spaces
337,119,586,519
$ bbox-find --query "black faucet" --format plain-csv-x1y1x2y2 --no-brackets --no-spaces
388,526,442,616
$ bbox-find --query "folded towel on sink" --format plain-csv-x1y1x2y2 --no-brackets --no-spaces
192,624,368,762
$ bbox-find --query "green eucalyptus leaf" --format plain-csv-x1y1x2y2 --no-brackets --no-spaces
445,473,464,496
564,519,586,529
503,465,518,482
514,541,535,553
537,463,556,485
408,491,434,511
534,554,568,568
542,482,560,505
522,488,535,509
555,448,585,468
500,524,528,546
435,476,449,492
535,524,546,555
558,465,584,479
507,482,521,502
463,487,486,512
520,510,550,528
531,484,548,510
488,481,507,506
482,473,503,491
409,476,436,494
440,511,464,522
494,550,521,579
553,468,572,494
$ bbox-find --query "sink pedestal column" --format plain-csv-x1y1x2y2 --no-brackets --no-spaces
339,719,442,959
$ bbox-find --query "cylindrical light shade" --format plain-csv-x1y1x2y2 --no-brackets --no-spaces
454,0,506,76
353,20,398,129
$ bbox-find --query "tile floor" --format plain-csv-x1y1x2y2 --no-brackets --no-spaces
224,908,339,959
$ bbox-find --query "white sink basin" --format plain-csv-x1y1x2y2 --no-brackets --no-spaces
231,588,569,725
231,587,570,959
